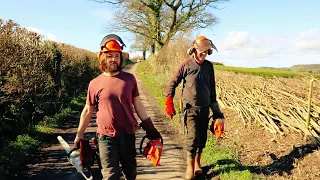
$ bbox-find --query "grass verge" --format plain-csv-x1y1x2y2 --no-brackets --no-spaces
0,93,86,179
136,61,263,179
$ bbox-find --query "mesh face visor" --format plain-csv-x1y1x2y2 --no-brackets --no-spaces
194,39,218,52
100,34,126,51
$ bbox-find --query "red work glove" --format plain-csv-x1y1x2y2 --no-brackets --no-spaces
140,117,162,140
209,118,224,138
165,96,176,119
78,139,95,167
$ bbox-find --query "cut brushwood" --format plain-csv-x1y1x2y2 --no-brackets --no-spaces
216,71,320,145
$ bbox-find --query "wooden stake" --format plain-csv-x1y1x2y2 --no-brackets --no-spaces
306,78,315,129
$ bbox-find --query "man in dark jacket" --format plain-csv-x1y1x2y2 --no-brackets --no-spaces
164,36,224,179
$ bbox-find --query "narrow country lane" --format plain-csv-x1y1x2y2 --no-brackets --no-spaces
13,63,186,180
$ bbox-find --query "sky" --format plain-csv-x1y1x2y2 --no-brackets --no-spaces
1,0,319,68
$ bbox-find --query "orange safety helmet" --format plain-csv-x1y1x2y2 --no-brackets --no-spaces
188,36,218,55
101,40,122,52
100,34,126,52
97,34,126,61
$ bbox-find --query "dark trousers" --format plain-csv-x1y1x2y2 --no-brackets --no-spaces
98,133,137,180
184,106,210,159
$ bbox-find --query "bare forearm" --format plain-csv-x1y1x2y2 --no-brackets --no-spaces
76,105,93,137
133,97,148,121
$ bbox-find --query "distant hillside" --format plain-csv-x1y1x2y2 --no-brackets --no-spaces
260,67,290,71
212,61,224,66
290,64,320,74
259,64,320,74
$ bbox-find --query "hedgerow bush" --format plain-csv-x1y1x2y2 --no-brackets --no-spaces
0,18,98,147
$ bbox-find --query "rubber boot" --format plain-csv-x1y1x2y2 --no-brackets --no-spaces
185,158,195,180
194,154,202,175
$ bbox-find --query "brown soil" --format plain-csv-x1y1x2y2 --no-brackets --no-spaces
222,109,320,180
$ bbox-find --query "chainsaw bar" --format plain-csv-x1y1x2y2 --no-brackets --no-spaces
57,136,93,180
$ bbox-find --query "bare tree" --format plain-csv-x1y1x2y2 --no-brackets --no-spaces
93,0,228,53
130,35,149,60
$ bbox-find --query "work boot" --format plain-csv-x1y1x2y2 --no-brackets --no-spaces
185,158,195,180
194,155,202,175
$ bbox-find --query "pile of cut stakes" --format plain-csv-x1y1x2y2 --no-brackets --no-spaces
215,71,320,144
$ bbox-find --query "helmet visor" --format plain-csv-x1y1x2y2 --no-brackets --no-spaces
194,39,218,52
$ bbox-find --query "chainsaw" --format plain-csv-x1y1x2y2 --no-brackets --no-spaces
208,115,224,138
57,136,101,180
139,135,163,166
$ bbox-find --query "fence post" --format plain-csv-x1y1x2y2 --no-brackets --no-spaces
306,78,315,129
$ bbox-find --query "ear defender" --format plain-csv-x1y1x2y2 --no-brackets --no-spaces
187,47,195,55
97,52,101,60
188,47,213,55
187,40,196,55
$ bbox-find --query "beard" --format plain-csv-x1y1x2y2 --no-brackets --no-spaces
106,62,121,72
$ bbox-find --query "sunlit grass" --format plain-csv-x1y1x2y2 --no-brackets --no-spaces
137,61,181,128
215,65,320,78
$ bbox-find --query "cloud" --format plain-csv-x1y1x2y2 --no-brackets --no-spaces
245,47,277,58
213,29,320,67
26,27,61,42
222,33,280,58
221,29,320,58
295,29,320,51
223,31,249,50
296,41,320,51
45,33,58,42
297,29,320,40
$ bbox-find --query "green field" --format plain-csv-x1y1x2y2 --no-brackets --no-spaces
214,65,320,78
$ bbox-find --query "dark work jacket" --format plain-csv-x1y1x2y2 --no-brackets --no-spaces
165,58,217,107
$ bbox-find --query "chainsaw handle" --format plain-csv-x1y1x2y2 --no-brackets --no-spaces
139,135,163,155
139,136,147,155
67,147,78,159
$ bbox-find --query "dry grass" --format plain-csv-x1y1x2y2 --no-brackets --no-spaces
148,32,192,76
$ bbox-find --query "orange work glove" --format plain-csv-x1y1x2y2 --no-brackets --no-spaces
165,96,176,119
209,118,224,138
